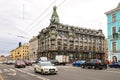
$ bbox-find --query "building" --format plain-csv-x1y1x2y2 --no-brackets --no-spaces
29,36,38,60
10,43,29,60
37,6,105,61
105,3,120,62
104,39,108,60
0,55,6,62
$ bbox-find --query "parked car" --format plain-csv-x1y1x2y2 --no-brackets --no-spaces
81,59,107,70
30,59,36,64
109,62,120,68
3,61,7,64
24,60,32,66
15,60,26,68
6,60,15,65
34,61,57,74
72,60,85,67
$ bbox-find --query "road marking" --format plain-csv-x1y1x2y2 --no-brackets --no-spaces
63,68,76,71
3,69,16,76
15,68,50,80
10,69,16,76
10,69,16,72
104,70,120,73
3,69,10,72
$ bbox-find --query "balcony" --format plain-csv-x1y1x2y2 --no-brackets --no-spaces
109,33,119,41
49,47,57,51
51,35,56,39
112,50,120,53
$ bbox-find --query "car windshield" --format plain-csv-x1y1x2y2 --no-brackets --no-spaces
96,60,101,63
17,60,25,64
40,62,53,66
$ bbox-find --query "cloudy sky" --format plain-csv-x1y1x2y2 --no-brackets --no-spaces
0,0,120,56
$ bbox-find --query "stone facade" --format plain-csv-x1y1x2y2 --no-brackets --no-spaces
29,36,38,60
37,6,105,61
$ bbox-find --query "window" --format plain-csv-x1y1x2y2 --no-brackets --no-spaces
118,27,120,32
112,42,116,52
112,13,116,22
112,27,116,33
112,27,117,39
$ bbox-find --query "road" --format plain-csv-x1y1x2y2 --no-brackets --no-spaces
0,64,120,80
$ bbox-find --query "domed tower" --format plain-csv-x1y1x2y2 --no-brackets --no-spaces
50,6,60,25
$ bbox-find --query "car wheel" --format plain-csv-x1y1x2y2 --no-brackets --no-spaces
34,68,37,73
92,66,96,69
104,65,107,69
81,65,85,68
41,69,44,75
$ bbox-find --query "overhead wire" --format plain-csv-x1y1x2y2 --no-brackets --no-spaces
26,0,66,33
25,0,56,33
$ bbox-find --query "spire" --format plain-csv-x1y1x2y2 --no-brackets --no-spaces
50,6,60,25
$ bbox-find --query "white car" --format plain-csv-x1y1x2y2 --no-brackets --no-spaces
34,61,57,74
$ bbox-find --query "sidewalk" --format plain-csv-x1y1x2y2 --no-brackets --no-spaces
0,74,4,80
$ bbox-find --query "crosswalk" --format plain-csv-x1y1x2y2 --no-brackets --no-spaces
0,66,49,80
1,67,34,74
0,65,73,74
1,65,120,75
1,65,120,80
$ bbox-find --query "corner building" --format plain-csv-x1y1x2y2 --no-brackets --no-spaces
105,3,120,62
37,6,105,61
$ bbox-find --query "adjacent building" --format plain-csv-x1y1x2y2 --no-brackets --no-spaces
37,6,105,61
105,3,120,62
29,36,38,60
0,55,6,62
10,43,29,60
104,39,108,60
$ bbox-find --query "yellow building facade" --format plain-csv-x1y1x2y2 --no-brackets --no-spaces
10,43,29,60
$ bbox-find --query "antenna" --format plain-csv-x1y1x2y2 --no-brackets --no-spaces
23,3,24,20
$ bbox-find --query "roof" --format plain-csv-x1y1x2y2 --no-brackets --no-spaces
105,3,120,15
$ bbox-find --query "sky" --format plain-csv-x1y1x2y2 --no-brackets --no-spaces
0,0,120,56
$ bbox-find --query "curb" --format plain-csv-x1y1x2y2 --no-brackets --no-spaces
0,74,4,80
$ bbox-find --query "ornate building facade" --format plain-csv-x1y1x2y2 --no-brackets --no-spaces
37,6,105,61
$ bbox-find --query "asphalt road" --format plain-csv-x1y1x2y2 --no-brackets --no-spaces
0,64,120,80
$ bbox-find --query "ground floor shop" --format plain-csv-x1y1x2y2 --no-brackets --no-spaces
108,51,120,63
37,50,105,62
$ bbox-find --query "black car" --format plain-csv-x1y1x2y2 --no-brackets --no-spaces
81,59,107,70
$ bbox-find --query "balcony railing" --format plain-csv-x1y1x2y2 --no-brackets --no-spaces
112,50,120,53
